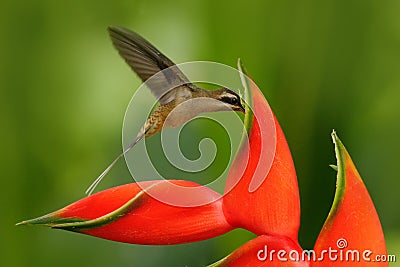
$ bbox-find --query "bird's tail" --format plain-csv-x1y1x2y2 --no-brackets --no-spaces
85,131,145,195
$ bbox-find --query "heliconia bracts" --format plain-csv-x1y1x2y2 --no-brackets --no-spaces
18,61,388,266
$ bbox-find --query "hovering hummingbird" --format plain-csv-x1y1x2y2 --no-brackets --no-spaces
86,26,245,195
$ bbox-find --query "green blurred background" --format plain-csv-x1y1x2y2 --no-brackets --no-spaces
1,0,399,266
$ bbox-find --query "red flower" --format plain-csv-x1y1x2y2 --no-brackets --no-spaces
18,61,388,266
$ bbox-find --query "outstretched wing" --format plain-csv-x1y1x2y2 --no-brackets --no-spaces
108,26,192,104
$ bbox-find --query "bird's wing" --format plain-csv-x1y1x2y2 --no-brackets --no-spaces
108,26,192,104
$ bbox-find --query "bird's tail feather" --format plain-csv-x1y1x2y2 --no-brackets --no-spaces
85,131,145,195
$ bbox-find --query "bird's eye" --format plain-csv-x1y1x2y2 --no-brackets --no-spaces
230,97,238,105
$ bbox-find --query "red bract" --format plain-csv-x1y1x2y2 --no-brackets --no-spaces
223,82,300,240
209,235,308,267
18,61,388,266
18,180,233,245
310,133,387,267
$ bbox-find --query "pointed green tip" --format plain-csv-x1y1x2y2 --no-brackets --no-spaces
331,129,347,175
331,129,345,148
15,212,84,228
237,58,247,74
236,58,254,135
331,129,345,171
15,212,60,227
331,129,338,143
15,221,27,226
207,255,228,267
322,129,347,226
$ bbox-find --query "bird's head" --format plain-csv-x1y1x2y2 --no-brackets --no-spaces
213,88,245,113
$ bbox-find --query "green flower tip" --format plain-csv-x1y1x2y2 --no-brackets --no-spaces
16,212,83,227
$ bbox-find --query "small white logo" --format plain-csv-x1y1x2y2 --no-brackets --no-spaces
336,238,348,249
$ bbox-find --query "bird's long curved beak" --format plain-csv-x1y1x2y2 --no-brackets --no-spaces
238,103,245,113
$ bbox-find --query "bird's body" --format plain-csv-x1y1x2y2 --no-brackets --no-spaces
85,26,245,195
142,99,178,137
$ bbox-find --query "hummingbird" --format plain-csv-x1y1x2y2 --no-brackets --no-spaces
85,26,245,195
